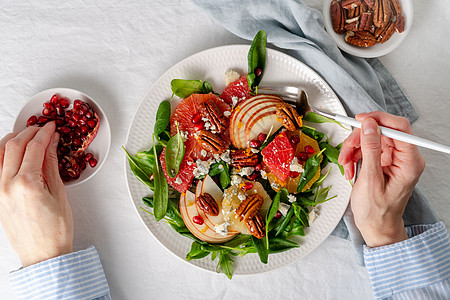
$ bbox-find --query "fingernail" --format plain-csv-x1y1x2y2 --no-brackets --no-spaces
362,119,380,135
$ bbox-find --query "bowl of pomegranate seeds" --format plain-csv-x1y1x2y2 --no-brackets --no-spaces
13,88,111,186
323,0,413,58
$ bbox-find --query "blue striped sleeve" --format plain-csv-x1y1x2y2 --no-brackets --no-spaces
9,246,110,300
364,221,450,299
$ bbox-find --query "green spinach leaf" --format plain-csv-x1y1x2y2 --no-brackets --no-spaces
165,124,185,178
319,142,344,175
123,147,154,190
303,112,349,130
297,149,325,193
154,100,171,136
247,30,267,91
186,242,210,261
252,236,268,264
302,126,325,143
217,251,234,279
171,79,214,99
152,134,169,221
268,237,299,254
275,207,294,237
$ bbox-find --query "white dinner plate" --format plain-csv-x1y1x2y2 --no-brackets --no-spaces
124,45,351,275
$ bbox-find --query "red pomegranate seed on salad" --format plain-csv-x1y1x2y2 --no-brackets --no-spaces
241,182,254,191
298,152,308,162
275,211,282,219
254,163,262,172
304,145,315,154
254,67,263,77
193,215,204,225
290,135,300,145
27,115,38,126
257,133,267,142
249,139,261,148
289,171,300,178
192,113,202,124
193,122,204,131
248,172,259,181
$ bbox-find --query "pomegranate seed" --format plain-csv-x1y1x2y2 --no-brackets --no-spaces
290,135,300,145
255,67,263,77
289,171,300,178
61,146,70,154
27,115,37,126
42,108,52,116
241,182,254,191
248,172,259,181
193,122,204,131
298,152,308,161
56,118,65,127
192,113,202,124
85,111,93,119
59,126,71,134
74,100,83,110
79,104,89,115
37,116,48,125
79,160,86,170
89,158,97,168
72,137,81,147
87,120,97,128
304,145,315,154
50,94,60,105
72,113,80,121
249,139,261,148
149,174,154,181
80,125,89,134
43,102,55,110
50,111,57,120
74,127,81,136
68,119,77,128
65,111,73,119
275,211,282,219
257,133,267,142
56,106,65,117
84,153,93,162
58,163,63,171
192,215,204,225
59,97,70,108
254,163,262,172
79,116,88,125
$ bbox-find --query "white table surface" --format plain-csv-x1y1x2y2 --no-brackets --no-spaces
1,1,449,299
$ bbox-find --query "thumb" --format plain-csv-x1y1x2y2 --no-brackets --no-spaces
359,118,383,179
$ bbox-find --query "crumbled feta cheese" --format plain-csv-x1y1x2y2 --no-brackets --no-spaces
250,148,259,153
193,159,213,177
223,111,231,117
290,157,304,173
220,150,232,164
260,170,267,179
232,96,239,107
279,202,291,216
271,182,280,190
288,194,296,203
238,167,255,177
237,191,247,201
214,221,230,236
180,130,189,141
231,175,244,186
175,177,182,185
201,150,207,157
309,208,319,223
224,70,240,86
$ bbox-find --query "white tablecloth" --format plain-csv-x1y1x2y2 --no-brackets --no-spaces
1,1,449,299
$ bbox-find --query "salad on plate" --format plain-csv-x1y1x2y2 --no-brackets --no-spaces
124,31,345,278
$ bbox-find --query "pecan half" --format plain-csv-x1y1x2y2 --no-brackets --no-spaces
395,14,405,33
201,99,228,134
196,193,219,216
345,31,377,47
245,211,265,239
363,0,374,8
198,130,228,154
390,0,402,15
345,17,359,32
235,194,263,222
376,22,395,43
342,0,361,10
230,149,259,168
346,6,360,19
374,0,392,28
331,0,346,34
276,103,302,131
359,12,373,31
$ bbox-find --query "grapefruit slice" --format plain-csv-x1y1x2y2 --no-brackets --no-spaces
160,148,196,193
170,93,231,160
261,131,295,182
220,76,251,106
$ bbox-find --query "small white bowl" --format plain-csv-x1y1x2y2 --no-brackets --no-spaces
322,0,413,58
13,88,111,187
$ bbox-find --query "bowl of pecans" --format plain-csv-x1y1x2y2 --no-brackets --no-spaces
323,0,413,58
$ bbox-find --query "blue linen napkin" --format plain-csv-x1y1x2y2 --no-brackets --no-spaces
190,0,439,265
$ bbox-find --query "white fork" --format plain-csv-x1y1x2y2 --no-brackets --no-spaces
258,86,450,154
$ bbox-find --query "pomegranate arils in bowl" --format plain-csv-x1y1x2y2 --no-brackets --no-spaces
26,93,100,183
